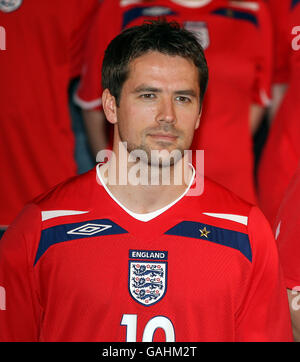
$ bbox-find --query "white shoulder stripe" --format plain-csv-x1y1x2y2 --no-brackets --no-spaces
229,1,259,11
41,210,89,221
166,0,212,8
120,0,144,7
202,212,248,226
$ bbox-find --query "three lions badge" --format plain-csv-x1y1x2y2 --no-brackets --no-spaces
129,250,168,306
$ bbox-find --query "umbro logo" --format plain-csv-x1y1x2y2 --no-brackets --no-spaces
67,223,112,236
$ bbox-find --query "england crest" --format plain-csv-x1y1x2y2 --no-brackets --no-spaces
128,249,168,306
0,0,23,13
184,21,210,50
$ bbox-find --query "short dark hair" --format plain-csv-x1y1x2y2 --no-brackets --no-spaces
102,19,209,106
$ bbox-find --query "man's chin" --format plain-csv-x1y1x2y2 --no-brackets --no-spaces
149,151,184,168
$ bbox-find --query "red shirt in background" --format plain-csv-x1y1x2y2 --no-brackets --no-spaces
274,162,300,290
0,0,100,226
258,0,300,226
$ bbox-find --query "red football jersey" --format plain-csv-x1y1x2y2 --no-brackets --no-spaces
258,0,300,226
274,163,300,289
0,0,100,226
0,166,292,341
74,0,272,205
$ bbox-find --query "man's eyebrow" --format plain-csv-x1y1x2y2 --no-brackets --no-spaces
174,90,197,97
133,86,197,97
133,85,162,93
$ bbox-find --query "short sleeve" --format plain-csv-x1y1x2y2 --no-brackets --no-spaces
74,0,123,110
267,0,290,84
274,165,300,289
235,206,293,341
0,204,42,341
69,0,101,79
252,2,273,106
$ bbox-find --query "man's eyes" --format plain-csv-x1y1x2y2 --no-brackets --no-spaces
139,94,191,103
140,93,156,99
175,96,191,103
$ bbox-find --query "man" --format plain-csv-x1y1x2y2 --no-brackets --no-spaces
0,21,292,342
274,163,300,342
0,0,100,232
74,0,272,204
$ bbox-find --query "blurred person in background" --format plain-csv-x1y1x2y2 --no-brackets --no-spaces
74,0,272,205
258,0,300,226
274,162,300,341
0,0,101,237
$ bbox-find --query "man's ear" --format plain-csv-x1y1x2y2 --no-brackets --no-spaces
195,106,202,130
102,89,118,124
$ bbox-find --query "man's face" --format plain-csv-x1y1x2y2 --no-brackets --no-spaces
111,51,201,166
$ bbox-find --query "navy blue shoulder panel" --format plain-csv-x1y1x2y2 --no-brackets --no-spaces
212,7,258,27
165,221,252,263
122,6,177,29
292,0,300,9
34,219,128,266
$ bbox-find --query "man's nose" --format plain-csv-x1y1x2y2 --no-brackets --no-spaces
156,97,176,124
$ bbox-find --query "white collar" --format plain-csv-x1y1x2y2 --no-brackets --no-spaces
96,163,195,222
170,0,212,8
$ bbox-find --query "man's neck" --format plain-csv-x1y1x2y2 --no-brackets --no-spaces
99,153,194,214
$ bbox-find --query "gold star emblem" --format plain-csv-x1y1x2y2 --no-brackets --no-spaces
226,9,234,18
199,226,211,238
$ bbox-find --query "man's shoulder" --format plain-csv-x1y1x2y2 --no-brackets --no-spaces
192,177,277,266
177,176,255,234
167,176,260,265
32,167,97,211
198,176,254,216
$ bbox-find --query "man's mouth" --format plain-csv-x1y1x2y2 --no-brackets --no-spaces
148,133,178,142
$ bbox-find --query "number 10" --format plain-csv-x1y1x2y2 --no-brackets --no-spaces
121,314,175,342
